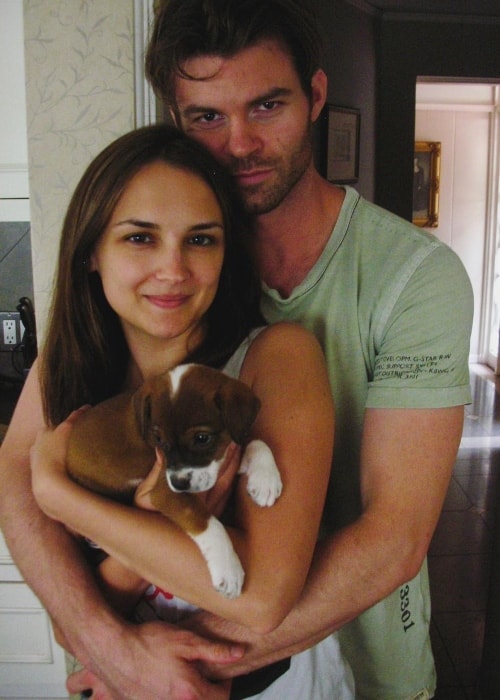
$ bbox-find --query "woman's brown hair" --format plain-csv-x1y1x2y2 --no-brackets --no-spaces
41,124,263,425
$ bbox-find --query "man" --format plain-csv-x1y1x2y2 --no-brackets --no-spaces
142,1,473,698
0,1,472,699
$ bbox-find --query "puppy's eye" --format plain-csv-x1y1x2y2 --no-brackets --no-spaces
193,433,213,446
152,426,168,448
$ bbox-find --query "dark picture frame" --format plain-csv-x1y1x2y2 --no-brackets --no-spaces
412,141,441,228
323,105,360,184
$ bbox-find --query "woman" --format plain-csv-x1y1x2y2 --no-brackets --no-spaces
10,125,353,698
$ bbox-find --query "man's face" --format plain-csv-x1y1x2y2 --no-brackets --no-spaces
173,40,325,215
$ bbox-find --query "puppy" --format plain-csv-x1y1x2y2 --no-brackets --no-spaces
67,363,282,599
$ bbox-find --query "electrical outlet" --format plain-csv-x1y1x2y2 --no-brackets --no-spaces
0,311,22,350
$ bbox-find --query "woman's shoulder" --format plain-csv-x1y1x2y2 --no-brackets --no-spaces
253,321,321,351
241,322,325,382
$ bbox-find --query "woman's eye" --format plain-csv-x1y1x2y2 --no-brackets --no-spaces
189,234,214,247
126,233,152,244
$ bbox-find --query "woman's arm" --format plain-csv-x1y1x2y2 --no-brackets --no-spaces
1,360,243,700
32,323,334,634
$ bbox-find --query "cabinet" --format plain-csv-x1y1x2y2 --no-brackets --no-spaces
0,532,67,698
0,0,30,221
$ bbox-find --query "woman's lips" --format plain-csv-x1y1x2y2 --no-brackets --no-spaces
146,294,189,309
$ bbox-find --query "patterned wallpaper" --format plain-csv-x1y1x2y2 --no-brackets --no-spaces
23,0,138,337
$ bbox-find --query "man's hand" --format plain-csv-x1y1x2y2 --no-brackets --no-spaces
69,621,241,700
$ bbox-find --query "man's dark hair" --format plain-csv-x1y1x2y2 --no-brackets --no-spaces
145,0,323,106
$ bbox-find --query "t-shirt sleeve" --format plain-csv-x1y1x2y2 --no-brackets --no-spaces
366,244,473,409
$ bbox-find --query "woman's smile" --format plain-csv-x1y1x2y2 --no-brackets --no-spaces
145,293,192,309
91,160,225,359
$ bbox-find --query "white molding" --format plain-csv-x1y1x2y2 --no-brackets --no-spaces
0,163,29,198
460,436,500,449
416,103,495,113
134,0,157,126
482,86,500,369
0,199,30,221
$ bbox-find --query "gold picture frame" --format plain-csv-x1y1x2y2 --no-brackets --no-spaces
412,141,441,228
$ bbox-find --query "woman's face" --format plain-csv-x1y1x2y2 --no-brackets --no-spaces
91,160,225,357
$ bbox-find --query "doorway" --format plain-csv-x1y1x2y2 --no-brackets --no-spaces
415,80,500,369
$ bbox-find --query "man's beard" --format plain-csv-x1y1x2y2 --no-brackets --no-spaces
229,130,313,215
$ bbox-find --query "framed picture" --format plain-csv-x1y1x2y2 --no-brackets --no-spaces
412,141,441,228
324,105,360,184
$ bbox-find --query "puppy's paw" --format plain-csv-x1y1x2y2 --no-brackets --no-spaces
212,555,245,599
191,516,245,598
240,439,283,507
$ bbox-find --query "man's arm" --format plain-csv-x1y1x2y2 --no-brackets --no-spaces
187,404,464,677
0,363,241,700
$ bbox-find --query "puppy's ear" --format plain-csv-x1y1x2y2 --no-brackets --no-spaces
132,385,153,443
132,376,172,448
215,379,261,444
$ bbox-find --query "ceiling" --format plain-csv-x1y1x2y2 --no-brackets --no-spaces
360,0,500,17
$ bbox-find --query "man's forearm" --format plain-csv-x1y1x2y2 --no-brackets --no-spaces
189,518,413,679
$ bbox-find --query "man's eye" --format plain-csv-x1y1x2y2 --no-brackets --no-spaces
201,112,217,122
194,112,224,129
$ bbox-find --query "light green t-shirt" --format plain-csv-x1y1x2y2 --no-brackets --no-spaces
261,187,473,700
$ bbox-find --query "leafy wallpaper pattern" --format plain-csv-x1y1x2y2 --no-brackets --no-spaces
24,0,137,335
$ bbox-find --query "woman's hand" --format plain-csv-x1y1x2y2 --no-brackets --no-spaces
133,449,165,511
30,407,89,517
134,444,242,517
204,443,241,517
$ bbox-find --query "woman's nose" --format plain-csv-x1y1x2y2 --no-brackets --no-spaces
154,247,188,281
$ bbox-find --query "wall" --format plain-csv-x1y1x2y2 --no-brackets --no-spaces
0,4,138,696
376,15,500,220
0,0,29,219
0,222,33,381
0,1,32,382
312,0,378,201
23,0,137,339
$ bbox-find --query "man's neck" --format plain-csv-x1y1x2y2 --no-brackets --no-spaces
253,172,345,298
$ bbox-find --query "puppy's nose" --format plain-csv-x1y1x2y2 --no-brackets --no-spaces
170,474,191,491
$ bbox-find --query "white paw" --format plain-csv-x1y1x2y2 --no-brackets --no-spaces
239,439,283,507
210,552,245,599
191,517,245,598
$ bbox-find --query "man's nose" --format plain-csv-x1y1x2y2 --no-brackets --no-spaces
225,119,262,160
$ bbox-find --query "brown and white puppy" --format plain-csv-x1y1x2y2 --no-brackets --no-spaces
67,363,282,599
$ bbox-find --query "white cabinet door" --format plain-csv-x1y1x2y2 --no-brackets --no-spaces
0,532,67,698
0,0,30,220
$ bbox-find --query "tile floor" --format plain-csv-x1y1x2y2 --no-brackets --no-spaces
1,366,500,698
430,364,500,699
